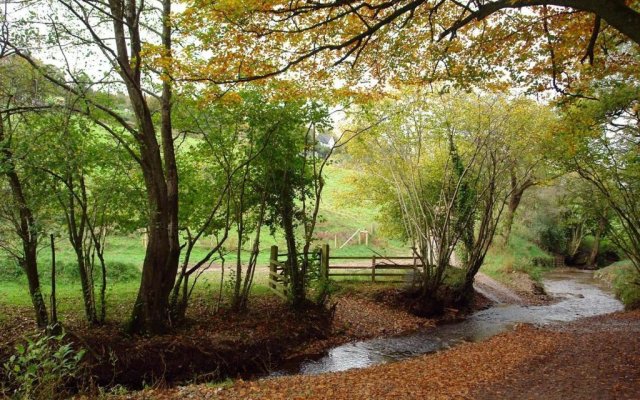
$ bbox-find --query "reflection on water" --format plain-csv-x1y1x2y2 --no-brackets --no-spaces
272,269,623,376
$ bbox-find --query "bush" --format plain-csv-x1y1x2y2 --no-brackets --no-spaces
537,224,566,254
2,333,86,400
0,258,23,282
106,262,141,283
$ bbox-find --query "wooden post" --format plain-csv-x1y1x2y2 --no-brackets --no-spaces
321,243,330,280
364,230,369,246
334,234,337,248
372,255,376,282
50,234,57,325
269,245,278,289
358,230,362,245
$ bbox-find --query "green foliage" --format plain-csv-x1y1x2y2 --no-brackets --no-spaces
536,222,567,254
0,258,23,282
2,333,86,400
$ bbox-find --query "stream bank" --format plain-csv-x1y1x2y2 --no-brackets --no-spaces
129,310,639,400
0,271,553,392
116,270,637,400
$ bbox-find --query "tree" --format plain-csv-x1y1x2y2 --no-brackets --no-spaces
349,89,516,311
3,0,183,333
557,83,640,274
177,0,639,95
35,111,129,324
0,56,53,327
494,98,557,245
256,96,332,307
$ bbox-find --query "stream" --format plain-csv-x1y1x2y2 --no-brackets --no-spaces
272,269,623,376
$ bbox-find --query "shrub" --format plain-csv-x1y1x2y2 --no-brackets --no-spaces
106,262,141,283
0,258,23,282
2,333,86,400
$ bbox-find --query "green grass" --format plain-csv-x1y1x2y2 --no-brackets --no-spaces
481,234,554,284
0,271,274,324
595,260,640,309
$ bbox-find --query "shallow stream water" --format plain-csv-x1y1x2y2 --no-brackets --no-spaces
272,269,623,376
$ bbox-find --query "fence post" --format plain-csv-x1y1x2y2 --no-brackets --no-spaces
321,243,330,280
372,255,376,282
269,245,278,289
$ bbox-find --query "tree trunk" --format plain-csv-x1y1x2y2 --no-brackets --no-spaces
281,175,305,307
23,240,49,328
502,171,534,246
588,217,606,268
65,182,97,324
128,168,179,333
112,0,181,333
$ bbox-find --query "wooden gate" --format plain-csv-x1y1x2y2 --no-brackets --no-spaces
268,244,422,299
268,245,290,299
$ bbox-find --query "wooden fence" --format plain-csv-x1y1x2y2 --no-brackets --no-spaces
268,244,424,294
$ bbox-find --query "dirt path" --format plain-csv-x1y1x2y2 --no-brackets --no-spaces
122,310,640,400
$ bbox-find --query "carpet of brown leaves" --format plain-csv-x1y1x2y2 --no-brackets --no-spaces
1,286,435,390
118,310,640,400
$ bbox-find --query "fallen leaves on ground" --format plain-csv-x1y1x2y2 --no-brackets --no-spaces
117,310,640,400
1,287,435,389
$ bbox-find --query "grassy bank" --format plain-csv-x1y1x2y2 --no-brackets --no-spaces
481,234,553,285
595,260,640,309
